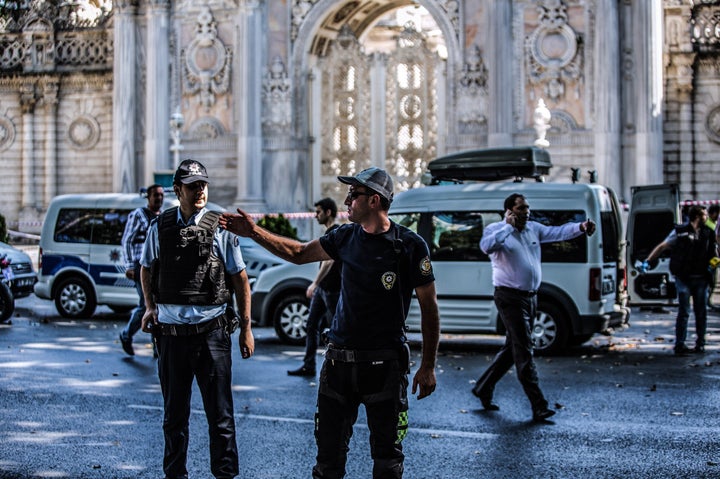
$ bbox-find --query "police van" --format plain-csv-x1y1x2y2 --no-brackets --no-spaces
35,192,282,318
388,146,629,354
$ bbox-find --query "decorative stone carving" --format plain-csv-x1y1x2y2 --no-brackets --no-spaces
691,3,720,48
533,98,551,148
525,0,583,103
291,0,319,41
457,44,488,133
181,7,232,111
262,56,292,134
705,104,720,144
188,116,225,140
0,115,16,151
176,0,238,13
68,114,101,150
23,18,55,72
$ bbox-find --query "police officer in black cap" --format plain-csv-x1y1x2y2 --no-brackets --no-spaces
220,167,440,479
140,159,254,479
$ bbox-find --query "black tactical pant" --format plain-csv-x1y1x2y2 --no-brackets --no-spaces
312,357,408,479
473,288,548,413
156,326,238,479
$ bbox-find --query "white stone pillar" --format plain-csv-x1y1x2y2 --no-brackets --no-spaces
20,85,36,209
593,0,622,192
234,0,265,208
43,80,59,204
632,1,664,187
144,0,171,185
112,0,137,193
370,53,386,169
487,0,513,146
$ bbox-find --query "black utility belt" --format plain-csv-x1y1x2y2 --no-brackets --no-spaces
495,286,537,297
155,314,226,337
325,345,400,363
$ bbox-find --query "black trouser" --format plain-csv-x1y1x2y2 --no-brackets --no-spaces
156,326,238,479
473,288,548,413
303,287,339,369
313,357,408,479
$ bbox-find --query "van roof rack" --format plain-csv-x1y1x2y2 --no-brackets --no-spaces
426,146,553,184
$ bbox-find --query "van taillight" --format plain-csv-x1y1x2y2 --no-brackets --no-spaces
38,247,42,271
589,268,601,301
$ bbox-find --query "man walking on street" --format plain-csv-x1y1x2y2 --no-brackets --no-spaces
288,197,341,377
119,184,163,356
220,167,440,479
473,193,596,422
641,205,718,355
140,159,255,479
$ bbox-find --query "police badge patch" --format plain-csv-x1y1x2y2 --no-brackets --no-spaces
381,271,397,290
419,256,432,276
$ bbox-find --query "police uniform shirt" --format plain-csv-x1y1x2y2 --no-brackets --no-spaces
319,222,434,350
140,207,246,325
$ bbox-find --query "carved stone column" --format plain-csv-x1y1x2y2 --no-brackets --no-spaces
631,1,664,187
20,84,36,209
487,0,513,146
112,0,138,193
234,0,265,209
593,0,622,192
145,0,171,184
42,80,59,204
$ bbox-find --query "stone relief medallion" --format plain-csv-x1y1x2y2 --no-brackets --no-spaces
68,114,100,150
705,104,720,144
529,24,577,70
0,116,16,151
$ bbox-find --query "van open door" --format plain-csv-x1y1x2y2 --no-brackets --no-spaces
626,184,680,306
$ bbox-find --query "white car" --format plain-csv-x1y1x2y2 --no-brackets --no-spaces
250,261,319,345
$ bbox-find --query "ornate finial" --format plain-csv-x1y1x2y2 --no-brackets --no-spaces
533,98,551,148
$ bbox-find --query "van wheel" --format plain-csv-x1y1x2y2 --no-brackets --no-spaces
273,293,310,346
533,301,569,355
55,277,97,318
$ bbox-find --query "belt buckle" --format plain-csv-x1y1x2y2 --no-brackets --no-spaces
345,350,356,362
169,324,177,336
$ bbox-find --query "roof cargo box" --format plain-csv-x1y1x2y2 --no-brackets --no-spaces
427,146,552,183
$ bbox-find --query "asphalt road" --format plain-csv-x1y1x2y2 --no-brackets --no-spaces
1,296,720,479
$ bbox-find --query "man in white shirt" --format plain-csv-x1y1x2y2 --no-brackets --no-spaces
472,193,595,422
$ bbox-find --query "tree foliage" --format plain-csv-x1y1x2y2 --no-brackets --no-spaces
257,214,299,240
0,212,9,244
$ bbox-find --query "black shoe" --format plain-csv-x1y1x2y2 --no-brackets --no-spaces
287,366,315,377
532,408,556,422
692,345,705,354
471,387,499,411
119,333,134,356
674,345,691,356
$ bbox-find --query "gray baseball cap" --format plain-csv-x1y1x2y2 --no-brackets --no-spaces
338,167,394,202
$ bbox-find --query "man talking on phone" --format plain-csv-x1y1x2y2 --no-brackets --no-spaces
472,193,595,422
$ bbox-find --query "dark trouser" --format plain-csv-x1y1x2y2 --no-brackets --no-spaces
313,358,408,479
303,288,340,369
675,276,709,349
121,264,145,341
473,288,548,412
156,326,238,479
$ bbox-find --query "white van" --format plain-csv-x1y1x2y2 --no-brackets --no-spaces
388,147,629,354
35,193,282,318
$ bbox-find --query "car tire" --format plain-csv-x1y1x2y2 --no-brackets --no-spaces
54,277,97,318
273,293,310,346
109,305,134,314
532,301,569,355
0,282,14,322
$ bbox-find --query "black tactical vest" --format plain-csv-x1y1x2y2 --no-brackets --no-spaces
152,207,230,305
669,222,715,280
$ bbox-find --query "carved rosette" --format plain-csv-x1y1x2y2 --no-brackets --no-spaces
68,114,101,150
705,104,720,144
181,7,232,111
525,0,583,104
0,115,16,151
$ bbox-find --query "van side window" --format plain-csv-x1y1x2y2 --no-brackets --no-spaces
54,208,131,245
531,210,587,263
430,212,492,262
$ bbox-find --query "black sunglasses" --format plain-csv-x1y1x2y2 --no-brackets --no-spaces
346,190,374,200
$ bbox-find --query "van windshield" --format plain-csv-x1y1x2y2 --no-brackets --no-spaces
390,210,588,263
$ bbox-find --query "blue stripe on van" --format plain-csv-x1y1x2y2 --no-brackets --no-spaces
41,254,134,288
